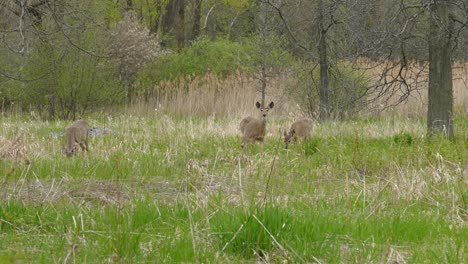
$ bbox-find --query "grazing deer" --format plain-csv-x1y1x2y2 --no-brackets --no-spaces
240,101,274,154
64,120,90,157
283,118,312,149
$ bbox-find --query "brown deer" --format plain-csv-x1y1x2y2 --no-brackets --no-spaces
64,120,90,157
240,101,274,154
283,118,312,149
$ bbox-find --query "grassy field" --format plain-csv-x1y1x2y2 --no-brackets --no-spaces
0,113,467,263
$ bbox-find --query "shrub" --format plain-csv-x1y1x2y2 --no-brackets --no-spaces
17,33,125,119
288,62,371,119
137,38,255,86
393,132,414,146
109,11,163,101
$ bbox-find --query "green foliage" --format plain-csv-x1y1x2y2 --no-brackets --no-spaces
15,32,124,119
138,38,256,85
304,137,320,156
289,62,371,118
393,132,414,146
93,0,123,26
243,34,295,70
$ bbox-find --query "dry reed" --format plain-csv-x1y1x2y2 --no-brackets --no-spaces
129,62,468,119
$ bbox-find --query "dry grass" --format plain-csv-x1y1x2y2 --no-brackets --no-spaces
0,63,466,263
0,133,30,163
129,62,468,120
0,113,465,263
131,71,304,119
360,59,468,116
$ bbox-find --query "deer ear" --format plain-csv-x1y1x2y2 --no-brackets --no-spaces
268,102,274,109
283,130,288,137
291,129,296,135
256,101,261,108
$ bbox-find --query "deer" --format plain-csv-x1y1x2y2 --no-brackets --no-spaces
64,120,90,157
283,118,313,149
240,101,274,155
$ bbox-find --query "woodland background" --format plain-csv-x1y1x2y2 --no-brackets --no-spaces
1,0,467,136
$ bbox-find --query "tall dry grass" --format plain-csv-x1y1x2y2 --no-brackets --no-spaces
360,59,468,117
129,62,468,119
131,71,302,119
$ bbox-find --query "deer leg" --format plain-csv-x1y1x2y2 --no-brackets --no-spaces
79,143,86,153
242,138,247,156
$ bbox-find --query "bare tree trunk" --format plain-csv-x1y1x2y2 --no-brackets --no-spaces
317,0,330,120
161,0,185,48
152,1,164,35
126,0,134,11
427,1,454,138
189,0,202,42
261,66,267,107
176,0,185,49
258,2,272,107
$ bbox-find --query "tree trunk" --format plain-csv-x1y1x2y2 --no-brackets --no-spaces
317,0,330,120
261,66,267,107
126,0,134,11
176,0,185,49
189,0,202,42
161,0,185,48
427,1,454,138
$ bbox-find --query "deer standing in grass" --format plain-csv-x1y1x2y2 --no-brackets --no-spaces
64,120,90,157
283,118,312,149
240,101,274,155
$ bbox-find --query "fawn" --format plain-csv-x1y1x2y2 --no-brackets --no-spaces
240,101,274,154
283,118,312,149
64,120,90,157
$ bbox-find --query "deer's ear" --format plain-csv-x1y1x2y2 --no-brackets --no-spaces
256,101,261,108
283,130,288,137
291,129,296,135
268,102,274,109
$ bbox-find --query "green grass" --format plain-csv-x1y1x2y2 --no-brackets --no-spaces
0,115,467,263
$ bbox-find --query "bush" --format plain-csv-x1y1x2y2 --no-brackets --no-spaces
393,132,414,146
109,11,163,102
288,62,371,119
16,35,125,119
137,38,255,86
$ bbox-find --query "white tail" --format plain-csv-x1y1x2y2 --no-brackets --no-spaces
64,120,90,157
283,118,312,149
240,101,274,154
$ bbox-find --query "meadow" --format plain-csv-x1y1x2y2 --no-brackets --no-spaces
0,111,466,263
1,66,468,263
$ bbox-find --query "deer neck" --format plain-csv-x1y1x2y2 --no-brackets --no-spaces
260,117,268,135
66,130,76,150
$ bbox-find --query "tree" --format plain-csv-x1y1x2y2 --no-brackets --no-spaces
188,0,203,42
249,1,291,107
0,1,130,118
355,0,467,137
265,0,368,120
161,0,186,48
427,1,456,137
317,0,330,120
110,11,163,102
